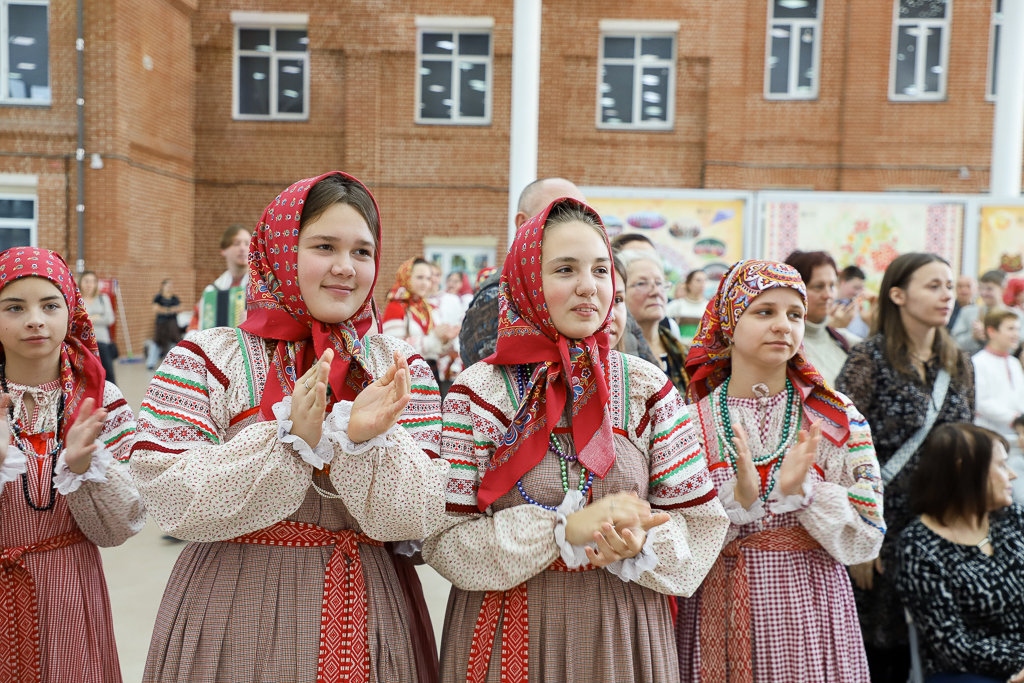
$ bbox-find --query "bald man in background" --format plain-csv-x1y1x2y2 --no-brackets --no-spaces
459,177,656,367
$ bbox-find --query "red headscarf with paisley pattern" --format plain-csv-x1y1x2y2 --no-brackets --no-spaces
382,259,434,334
1003,277,1024,307
239,172,382,419
0,247,105,434
685,259,851,446
475,198,616,511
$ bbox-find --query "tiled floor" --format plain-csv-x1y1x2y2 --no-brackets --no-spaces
100,360,453,682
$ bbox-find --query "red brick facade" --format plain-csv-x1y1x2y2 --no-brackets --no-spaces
0,0,1008,350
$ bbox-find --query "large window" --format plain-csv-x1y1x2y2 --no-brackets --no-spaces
597,21,678,130
1,1,49,105
764,0,822,99
0,194,35,250
415,17,493,125
231,12,309,120
988,0,1003,100
889,0,951,101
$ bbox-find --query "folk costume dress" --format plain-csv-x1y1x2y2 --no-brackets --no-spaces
424,199,730,683
130,173,449,683
0,247,144,683
676,260,886,683
382,260,460,382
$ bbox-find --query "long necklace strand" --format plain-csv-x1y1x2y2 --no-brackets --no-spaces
517,433,593,511
711,377,799,503
0,363,64,512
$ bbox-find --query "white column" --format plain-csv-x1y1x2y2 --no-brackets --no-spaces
508,0,542,244
991,0,1024,198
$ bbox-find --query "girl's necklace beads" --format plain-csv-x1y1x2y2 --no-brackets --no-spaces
517,433,593,511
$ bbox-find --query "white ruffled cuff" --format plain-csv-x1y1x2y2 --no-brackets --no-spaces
0,444,27,492
605,525,660,583
323,400,399,456
273,397,335,469
553,489,593,568
718,478,767,525
53,442,113,495
767,478,815,515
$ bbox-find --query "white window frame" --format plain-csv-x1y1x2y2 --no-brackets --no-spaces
414,17,494,126
231,12,310,121
0,175,39,248
763,0,823,100
986,0,1002,101
596,20,678,131
888,0,952,102
0,0,50,106
423,239,497,283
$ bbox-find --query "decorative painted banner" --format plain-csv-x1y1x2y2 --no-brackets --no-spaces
762,199,964,290
586,195,746,292
978,205,1024,277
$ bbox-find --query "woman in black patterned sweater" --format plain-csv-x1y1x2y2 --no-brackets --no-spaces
835,253,974,683
896,423,1024,683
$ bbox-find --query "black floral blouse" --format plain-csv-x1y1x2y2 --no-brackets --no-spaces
834,333,975,648
896,506,1024,680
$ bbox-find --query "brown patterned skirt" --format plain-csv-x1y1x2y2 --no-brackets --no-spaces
143,481,435,682
439,568,679,683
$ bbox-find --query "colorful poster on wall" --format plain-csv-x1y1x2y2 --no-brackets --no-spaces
585,195,746,291
762,199,964,290
978,206,1024,277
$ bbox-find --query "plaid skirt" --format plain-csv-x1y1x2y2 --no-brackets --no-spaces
143,479,433,683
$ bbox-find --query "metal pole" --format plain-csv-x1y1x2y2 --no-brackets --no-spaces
75,0,85,272
507,0,541,245
991,0,1024,198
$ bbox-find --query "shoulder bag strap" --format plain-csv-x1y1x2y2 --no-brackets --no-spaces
880,369,951,485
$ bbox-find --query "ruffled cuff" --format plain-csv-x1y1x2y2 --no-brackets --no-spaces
552,489,593,568
718,478,767,525
605,525,660,583
53,442,113,495
273,397,334,469
767,478,815,515
0,444,27,491
323,400,400,456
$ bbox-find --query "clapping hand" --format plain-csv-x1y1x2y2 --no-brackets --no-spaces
347,350,412,444
565,491,671,568
827,300,857,330
778,421,822,498
64,398,107,475
730,423,760,509
291,349,333,447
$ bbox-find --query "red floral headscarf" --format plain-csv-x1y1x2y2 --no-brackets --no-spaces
452,272,474,297
382,259,433,335
474,266,497,290
0,247,105,433
474,198,616,511
1004,278,1024,307
685,259,851,446
239,172,382,419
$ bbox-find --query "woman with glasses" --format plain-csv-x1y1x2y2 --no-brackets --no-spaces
619,249,690,394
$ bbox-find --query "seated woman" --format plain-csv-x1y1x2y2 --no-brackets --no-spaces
897,423,1024,683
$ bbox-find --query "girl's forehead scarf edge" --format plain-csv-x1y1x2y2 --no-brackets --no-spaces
685,259,851,446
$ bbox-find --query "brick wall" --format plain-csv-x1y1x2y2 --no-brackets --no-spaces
1,0,1013,354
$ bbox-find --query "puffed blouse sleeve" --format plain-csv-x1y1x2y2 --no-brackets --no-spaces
792,398,886,565
130,329,314,542
623,357,730,596
323,335,451,542
422,364,563,592
63,381,146,547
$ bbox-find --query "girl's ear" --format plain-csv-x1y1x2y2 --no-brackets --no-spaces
888,286,906,307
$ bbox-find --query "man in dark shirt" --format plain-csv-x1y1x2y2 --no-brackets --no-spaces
460,178,656,367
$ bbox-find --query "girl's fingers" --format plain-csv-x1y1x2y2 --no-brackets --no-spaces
622,527,643,555
379,361,398,387
395,367,409,398
593,532,622,560
584,545,604,566
640,512,671,530
599,523,629,554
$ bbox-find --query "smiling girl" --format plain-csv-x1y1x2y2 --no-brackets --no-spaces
425,199,729,683
131,173,448,682
676,260,885,683
0,248,144,683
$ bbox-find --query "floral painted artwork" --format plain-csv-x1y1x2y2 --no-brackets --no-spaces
762,199,964,290
978,206,1024,277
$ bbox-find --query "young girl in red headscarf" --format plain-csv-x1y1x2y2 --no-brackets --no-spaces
0,247,143,683
676,259,885,683
425,199,729,683
131,173,448,683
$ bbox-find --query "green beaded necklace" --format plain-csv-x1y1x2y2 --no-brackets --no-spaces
711,376,800,503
